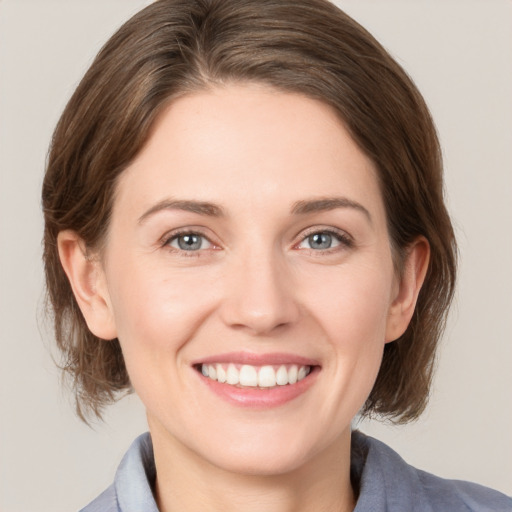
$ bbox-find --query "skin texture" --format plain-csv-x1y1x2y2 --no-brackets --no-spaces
58,84,429,512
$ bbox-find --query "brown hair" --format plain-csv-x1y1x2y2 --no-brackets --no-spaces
43,0,457,423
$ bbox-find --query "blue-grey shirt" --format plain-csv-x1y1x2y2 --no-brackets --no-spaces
80,431,512,511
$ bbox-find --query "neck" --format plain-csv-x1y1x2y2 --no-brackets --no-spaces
149,419,355,512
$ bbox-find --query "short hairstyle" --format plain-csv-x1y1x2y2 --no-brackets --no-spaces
42,0,457,423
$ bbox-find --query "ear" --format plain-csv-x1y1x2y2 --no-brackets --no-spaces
385,237,430,343
57,230,117,340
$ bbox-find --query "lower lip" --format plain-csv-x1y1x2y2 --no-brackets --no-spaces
196,367,319,408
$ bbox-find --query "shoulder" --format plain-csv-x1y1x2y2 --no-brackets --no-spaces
417,469,512,511
79,485,118,512
79,433,158,512
352,430,512,512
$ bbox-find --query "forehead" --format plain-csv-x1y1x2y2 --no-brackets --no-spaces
114,84,385,223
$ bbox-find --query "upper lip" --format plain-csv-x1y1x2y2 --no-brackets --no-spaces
191,351,320,367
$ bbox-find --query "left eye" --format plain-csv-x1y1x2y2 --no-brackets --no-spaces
298,232,342,250
168,233,212,251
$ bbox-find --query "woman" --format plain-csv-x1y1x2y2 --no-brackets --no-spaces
42,0,512,510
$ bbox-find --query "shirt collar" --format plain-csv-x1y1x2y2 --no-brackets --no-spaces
113,430,434,512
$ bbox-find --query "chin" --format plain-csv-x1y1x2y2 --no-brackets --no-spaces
205,445,312,477
189,424,333,477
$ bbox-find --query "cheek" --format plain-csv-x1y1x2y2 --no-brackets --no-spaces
319,269,393,406
306,262,394,347
107,261,219,360
306,262,393,402
105,265,215,412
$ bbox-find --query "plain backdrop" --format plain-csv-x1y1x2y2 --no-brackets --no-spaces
0,1,511,510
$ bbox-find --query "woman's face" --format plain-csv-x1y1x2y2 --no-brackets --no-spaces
93,85,413,475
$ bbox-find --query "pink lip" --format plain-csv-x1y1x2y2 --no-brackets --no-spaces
196,367,319,408
192,351,320,367
192,352,320,409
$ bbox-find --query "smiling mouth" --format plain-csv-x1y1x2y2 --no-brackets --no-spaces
195,363,313,389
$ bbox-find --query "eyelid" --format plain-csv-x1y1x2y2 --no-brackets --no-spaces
159,227,220,251
294,226,354,250
169,233,213,251
157,225,353,254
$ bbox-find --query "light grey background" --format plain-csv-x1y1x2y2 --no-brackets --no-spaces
0,1,511,510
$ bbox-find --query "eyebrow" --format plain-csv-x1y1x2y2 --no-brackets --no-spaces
291,197,372,222
138,196,371,224
138,199,225,224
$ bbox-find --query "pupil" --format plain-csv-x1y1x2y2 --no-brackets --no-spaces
178,234,201,250
310,233,331,249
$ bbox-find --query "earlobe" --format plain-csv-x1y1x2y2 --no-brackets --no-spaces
385,237,430,343
57,230,117,340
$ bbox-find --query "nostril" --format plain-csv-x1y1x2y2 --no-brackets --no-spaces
219,293,300,335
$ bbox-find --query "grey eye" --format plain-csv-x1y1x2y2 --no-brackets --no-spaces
297,231,344,251
171,234,209,251
307,232,335,250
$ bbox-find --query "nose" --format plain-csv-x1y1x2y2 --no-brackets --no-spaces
219,250,300,336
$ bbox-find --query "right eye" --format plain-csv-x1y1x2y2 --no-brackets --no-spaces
167,233,213,251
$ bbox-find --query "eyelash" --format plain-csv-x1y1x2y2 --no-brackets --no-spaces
161,229,216,257
295,227,354,254
160,227,354,256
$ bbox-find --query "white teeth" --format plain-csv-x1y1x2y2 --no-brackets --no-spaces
226,363,239,385
239,365,258,386
258,365,276,388
276,365,288,386
217,364,226,383
288,365,298,384
199,363,312,388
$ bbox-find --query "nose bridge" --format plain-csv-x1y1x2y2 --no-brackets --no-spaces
220,243,299,334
